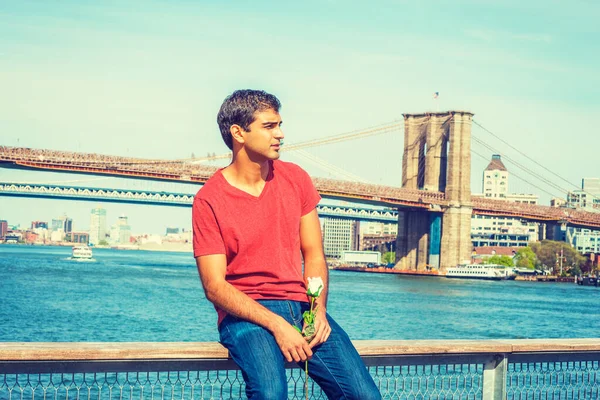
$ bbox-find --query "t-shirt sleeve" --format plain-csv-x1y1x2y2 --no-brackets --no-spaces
192,197,226,258
298,168,321,216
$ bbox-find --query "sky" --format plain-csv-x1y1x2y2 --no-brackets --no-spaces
1,0,599,234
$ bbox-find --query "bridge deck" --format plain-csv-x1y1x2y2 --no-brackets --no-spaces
2,146,600,228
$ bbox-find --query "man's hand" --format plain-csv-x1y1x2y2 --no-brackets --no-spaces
272,317,313,363
305,307,331,348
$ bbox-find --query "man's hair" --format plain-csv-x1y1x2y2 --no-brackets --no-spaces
217,89,281,150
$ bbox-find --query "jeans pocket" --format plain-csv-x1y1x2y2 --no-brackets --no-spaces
287,301,304,327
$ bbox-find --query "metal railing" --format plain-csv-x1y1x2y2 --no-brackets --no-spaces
1,340,599,399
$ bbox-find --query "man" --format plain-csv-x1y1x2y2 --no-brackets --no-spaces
192,89,381,400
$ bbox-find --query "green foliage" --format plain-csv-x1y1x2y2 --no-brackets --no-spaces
530,240,586,273
98,239,109,246
514,247,537,269
484,255,514,267
382,252,395,264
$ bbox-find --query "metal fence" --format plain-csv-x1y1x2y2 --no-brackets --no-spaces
1,342,599,400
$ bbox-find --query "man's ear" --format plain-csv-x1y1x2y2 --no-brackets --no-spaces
230,124,245,146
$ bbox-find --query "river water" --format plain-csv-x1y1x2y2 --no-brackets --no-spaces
1,244,598,342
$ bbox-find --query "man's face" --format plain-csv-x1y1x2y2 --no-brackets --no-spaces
242,108,284,161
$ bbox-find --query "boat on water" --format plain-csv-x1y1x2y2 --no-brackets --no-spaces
70,245,94,261
576,275,599,287
446,264,516,280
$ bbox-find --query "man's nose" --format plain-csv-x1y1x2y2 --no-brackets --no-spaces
274,127,284,139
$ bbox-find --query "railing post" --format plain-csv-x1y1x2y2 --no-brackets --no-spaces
482,353,507,400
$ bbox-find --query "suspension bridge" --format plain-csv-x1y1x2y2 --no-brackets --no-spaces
1,111,598,270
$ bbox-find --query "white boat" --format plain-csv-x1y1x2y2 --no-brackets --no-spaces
446,264,516,280
71,245,94,260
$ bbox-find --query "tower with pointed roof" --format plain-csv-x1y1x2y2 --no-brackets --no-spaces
483,154,508,199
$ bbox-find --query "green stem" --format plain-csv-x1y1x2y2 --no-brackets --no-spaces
305,360,308,400
306,296,314,400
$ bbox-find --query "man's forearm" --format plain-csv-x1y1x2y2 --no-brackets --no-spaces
304,257,329,308
204,280,286,333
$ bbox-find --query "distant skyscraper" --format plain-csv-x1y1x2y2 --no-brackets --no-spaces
0,220,7,239
89,207,107,245
63,217,73,235
31,221,48,229
110,214,131,244
51,218,64,232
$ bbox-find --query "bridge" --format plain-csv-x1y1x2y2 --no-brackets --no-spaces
2,111,599,270
0,182,399,223
1,145,597,226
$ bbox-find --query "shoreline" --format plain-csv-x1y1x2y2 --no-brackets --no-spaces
0,242,193,254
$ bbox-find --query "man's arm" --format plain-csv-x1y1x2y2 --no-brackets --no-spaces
299,209,332,348
196,254,313,362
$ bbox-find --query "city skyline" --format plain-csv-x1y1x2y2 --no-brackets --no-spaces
1,0,598,232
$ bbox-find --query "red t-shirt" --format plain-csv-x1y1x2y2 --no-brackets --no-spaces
192,160,321,324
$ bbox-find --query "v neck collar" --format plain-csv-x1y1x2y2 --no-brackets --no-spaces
218,161,273,200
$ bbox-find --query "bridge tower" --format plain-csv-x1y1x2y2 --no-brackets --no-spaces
396,111,474,271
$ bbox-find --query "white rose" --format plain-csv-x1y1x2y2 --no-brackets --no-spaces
306,277,324,297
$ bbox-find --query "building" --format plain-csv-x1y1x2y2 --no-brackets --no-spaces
0,220,7,240
483,155,508,199
505,193,538,205
31,221,48,229
50,229,65,242
359,221,398,236
566,190,600,212
64,217,73,235
70,232,90,244
472,155,539,247
110,215,132,245
360,234,396,252
565,227,600,254
51,218,64,232
49,215,73,239
322,218,360,258
89,207,107,245
166,227,180,235
471,214,537,247
563,178,600,212
550,198,567,207
471,246,518,264
32,226,50,242
583,178,600,195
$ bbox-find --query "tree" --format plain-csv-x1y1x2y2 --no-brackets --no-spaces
382,252,395,265
484,255,514,267
98,239,109,246
514,247,537,269
530,240,586,274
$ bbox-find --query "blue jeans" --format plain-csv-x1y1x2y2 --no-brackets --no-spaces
219,300,382,400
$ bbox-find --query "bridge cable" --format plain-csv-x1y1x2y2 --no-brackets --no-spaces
471,135,571,195
473,120,600,201
289,149,369,182
471,147,563,199
186,120,403,165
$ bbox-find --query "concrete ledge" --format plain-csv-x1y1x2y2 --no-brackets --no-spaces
1,339,600,361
